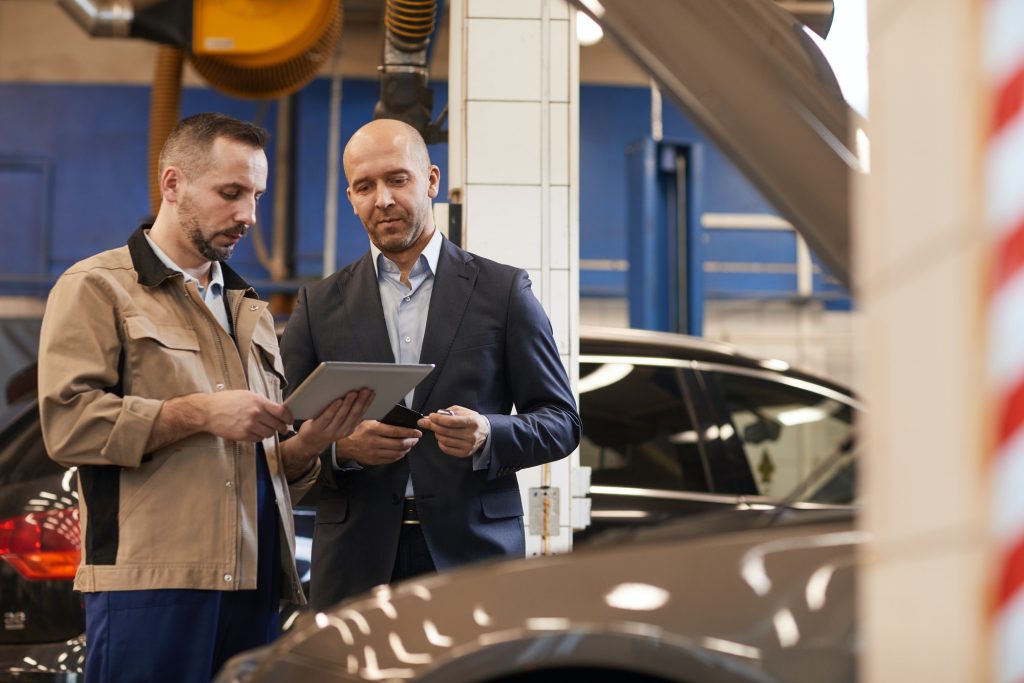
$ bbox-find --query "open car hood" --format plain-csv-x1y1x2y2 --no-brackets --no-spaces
573,0,861,289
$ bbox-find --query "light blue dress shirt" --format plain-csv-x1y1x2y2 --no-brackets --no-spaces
145,232,229,332
370,229,441,408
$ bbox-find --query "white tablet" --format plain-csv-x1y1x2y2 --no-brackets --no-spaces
284,361,435,420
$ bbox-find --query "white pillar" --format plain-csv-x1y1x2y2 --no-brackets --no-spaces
859,0,989,679
448,0,581,555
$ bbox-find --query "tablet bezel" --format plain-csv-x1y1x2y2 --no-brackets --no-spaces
283,361,435,420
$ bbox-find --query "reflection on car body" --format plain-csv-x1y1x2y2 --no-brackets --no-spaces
215,505,863,683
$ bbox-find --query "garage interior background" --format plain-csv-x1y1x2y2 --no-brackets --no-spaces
0,0,858,411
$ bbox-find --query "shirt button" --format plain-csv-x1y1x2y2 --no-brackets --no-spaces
404,296,411,302
404,336,412,343
223,574,233,583
215,383,225,390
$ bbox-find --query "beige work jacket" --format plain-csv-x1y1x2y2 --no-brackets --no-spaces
38,227,317,601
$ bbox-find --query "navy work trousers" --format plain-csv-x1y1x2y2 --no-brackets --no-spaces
83,450,281,683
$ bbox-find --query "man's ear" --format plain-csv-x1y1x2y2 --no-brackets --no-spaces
345,186,358,214
427,165,440,199
161,166,184,203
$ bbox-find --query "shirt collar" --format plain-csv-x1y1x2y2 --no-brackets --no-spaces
371,228,443,279
144,231,224,292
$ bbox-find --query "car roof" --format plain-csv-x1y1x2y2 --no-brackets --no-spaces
583,505,858,550
580,324,856,400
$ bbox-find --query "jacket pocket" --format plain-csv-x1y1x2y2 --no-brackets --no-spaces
480,488,523,520
124,317,200,351
122,318,202,397
315,489,349,524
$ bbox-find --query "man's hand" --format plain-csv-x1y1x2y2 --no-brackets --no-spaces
282,388,374,480
291,389,374,456
336,420,421,466
201,390,293,441
417,405,489,458
148,389,291,453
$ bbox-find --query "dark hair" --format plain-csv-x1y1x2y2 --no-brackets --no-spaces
158,112,269,180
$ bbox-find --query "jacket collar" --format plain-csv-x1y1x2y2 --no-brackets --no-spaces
127,224,253,293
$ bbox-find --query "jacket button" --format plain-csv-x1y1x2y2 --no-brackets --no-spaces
225,481,234,488
223,574,233,583
215,383,225,390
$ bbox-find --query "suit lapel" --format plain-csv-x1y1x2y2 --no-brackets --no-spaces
413,239,478,410
339,253,395,363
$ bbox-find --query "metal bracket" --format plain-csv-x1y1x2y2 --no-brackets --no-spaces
528,487,560,536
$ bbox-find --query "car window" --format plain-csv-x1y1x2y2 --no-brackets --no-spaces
0,398,61,484
579,359,710,492
800,450,857,505
710,371,855,499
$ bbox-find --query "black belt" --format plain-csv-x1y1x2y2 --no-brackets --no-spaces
402,497,420,525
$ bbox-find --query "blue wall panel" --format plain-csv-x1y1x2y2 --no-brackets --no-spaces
661,102,777,216
0,83,275,280
0,78,449,288
0,157,50,280
0,79,847,308
293,78,449,278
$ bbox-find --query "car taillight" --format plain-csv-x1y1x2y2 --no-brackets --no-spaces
0,508,80,581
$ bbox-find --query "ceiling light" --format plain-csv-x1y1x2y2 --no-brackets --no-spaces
576,10,603,46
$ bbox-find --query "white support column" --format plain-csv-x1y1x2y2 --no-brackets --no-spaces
449,0,582,555
859,0,988,680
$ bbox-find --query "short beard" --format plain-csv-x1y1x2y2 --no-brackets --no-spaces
371,208,431,256
179,195,244,262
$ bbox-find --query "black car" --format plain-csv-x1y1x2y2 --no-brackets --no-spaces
0,392,85,681
0,328,857,680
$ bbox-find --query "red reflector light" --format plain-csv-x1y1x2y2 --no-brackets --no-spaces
0,508,80,580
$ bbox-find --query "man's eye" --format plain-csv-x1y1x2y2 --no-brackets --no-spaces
221,192,239,200
390,177,408,185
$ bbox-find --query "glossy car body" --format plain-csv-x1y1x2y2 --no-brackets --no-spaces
216,507,862,683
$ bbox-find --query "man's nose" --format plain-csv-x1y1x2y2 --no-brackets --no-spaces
375,184,394,209
234,196,257,226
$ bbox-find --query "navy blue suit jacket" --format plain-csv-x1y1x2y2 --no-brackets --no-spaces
280,236,581,609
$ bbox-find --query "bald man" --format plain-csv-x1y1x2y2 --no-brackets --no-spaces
280,119,581,609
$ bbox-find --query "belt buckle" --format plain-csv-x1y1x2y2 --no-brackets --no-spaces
402,496,420,525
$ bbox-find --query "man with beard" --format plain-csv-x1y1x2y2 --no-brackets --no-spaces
280,118,580,610
37,112,373,683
